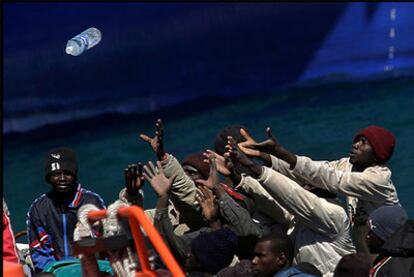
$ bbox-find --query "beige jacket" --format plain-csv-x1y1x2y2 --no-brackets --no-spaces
235,175,292,228
159,154,205,230
257,166,355,277
271,155,399,255
117,154,197,235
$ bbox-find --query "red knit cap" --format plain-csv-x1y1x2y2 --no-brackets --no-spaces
181,152,210,180
354,125,396,164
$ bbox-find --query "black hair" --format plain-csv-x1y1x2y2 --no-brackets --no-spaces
214,124,248,156
258,232,294,264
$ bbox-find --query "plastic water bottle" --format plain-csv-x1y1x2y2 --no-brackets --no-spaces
65,27,102,56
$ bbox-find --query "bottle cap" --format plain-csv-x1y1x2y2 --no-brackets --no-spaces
65,45,75,55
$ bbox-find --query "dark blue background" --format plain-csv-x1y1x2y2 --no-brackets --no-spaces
6,3,414,134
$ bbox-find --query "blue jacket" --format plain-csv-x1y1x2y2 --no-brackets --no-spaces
275,267,319,277
27,183,105,273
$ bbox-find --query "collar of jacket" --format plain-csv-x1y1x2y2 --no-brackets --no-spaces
49,183,83,209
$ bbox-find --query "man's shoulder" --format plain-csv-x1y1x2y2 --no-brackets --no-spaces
29,193,49,207
80,188,104,200
367,164,392,174
362,165,393,186
78,186,105,207
27,193,51,215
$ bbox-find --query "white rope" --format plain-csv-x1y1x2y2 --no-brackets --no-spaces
74,204,102,277
103,200,138,277
74,204,100,241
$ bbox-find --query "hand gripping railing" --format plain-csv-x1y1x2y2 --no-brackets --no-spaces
88,206,185,277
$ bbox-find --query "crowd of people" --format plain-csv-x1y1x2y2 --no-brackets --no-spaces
3,119,414,277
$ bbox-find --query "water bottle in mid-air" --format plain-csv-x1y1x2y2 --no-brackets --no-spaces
65,27,102,56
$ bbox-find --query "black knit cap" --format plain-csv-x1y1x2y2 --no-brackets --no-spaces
44,147,78,183
190,228,238,274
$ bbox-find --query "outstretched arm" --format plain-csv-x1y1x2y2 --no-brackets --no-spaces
159,154,205,229
143,161,175,209
292,156,396,203
239,127,396,204
229,141,347,236
238,128,272,167
238,127,297,169
259,166,348,235
235,175,292,229
143,161,190,262
226,136,262,179
140,119,203,228
140,118,167,161
203,149,242,185
200,153,265,237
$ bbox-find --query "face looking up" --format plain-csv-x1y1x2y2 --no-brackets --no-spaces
349,136,377,170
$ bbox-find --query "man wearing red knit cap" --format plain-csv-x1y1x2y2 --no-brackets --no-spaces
352,125,396,166
238,125,400,261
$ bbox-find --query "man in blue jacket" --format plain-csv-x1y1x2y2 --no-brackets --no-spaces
27,147,106,273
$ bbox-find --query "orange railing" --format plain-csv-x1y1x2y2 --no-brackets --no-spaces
88,206,185,277
3,261,25,277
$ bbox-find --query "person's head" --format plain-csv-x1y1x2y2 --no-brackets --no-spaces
214,124,259,178
350,126,396,170
366,205,408,254
181,152,210,181
214,125,248,156
45,147,78,194
186,228,238,274
333,252,371,277
251,233,293,276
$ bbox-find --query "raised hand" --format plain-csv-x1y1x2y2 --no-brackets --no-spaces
253,127,297,168
143,161,176,197
203,149,232,177
139,119,166,160
204,149,242,184
238,127,281,155
249,127,283,156
226,136,262,179
238,128,261,157
125,163,144,197
195,185,219,223
195,155,219,190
